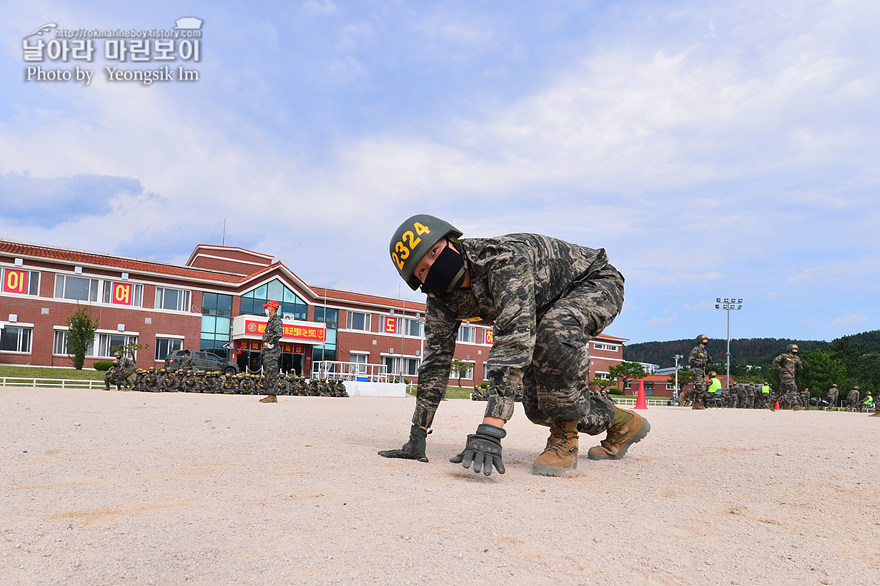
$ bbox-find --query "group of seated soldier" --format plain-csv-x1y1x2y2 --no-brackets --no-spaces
110,368,349,397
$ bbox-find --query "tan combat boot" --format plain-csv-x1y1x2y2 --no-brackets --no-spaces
532,419,579,476
870,409,880,417
259,394,277,403
588,407,651,460
692,397,706,410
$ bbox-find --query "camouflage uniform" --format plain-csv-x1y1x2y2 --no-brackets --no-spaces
772,351,802,409
261,314,284,395
826,386,839,410
413,234,623,435
179,352,194,372
688,345,711,407
846,388,860,411
144,368,158,391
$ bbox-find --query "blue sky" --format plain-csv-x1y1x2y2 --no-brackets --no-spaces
1,1,878,346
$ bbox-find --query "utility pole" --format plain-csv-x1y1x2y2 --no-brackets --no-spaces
714,298,743,391
674,353,683,402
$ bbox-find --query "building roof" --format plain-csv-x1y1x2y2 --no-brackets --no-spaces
310,286,427,313
0,239,242,283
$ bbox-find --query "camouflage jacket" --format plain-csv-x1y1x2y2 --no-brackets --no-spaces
688,345,710,370
262,315,283,348
772,352,802,379
414,233,615,428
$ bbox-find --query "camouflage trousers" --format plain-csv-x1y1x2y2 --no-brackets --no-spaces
691,368,707,405
827,391,838,409
519,266,623,436
263,348,281,395
778,377,799,409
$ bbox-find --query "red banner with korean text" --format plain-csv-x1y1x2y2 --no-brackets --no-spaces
243,320,326,342
382,316,398,334
2,269,28,294
485,329,494,345
110,282,133,305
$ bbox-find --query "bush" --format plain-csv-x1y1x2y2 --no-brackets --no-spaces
480,382,489,389
607,388,624,396
93,360,113,371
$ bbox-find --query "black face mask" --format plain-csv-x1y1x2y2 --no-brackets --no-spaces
421,242,466,294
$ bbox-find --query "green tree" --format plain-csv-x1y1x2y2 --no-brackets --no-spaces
801,349,848,399
450,359,471,387
588,377,618,392
667,367,691,391
66,304,99,370
609,361,647,391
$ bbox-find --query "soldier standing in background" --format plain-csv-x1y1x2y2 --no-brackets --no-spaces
260,300,284,404
773,344,803,410
179,349,194,372
688,335,711,410
826,384,839,410
803,387,811,410
846,387,860,411
844,387,859,411
379,214,649,477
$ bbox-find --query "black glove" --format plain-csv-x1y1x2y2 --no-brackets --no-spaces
378,425,430,463
449,424,506,475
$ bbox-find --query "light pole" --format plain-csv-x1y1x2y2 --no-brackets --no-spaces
714,297,743,392
673,354,683,402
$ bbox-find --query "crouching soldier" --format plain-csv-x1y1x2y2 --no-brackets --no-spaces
379,215,649,477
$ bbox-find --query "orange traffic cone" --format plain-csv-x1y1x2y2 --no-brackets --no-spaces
635,380,648,410
774,401,780,411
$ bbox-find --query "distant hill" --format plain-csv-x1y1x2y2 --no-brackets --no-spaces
623,338,828,368
623,330,880,368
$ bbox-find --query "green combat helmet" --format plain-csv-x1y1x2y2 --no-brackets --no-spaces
787,343,799,352
389,214,463,291
696,334,708,344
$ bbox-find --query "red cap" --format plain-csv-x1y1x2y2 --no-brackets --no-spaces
262,300,280,309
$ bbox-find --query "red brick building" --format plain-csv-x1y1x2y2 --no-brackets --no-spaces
0,239,629,384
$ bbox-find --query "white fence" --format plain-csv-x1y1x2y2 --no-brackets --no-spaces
613,397,671,407
311,360,391,382
0,377,105,389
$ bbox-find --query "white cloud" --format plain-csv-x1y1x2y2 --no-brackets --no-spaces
830,312,868,328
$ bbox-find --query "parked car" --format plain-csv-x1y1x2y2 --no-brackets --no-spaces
164,350,239,375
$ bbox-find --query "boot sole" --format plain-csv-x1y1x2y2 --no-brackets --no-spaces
531,458,577,477
588,418,651,461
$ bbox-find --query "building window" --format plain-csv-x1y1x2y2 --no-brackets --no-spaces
315,307,338,329
55,274,99,302
594,372,611,380
593,343,618,352
155,337,183,361
201,292,232,317
240,279,306,320
155,287,191,312
350,352,369,373
383,356,418,376
1,326,32,353
53,330,95,357
314,307,338,363
97,333,138,358
2,268,40,296
457,325,476,344
200,293,232,355
346,311,370,331
403,317,422,337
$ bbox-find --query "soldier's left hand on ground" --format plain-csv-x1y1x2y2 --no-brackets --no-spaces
378,425,429,462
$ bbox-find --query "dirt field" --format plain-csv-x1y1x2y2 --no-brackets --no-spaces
2,387,878,585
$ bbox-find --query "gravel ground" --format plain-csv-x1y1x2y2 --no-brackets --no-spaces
2,387,878,585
